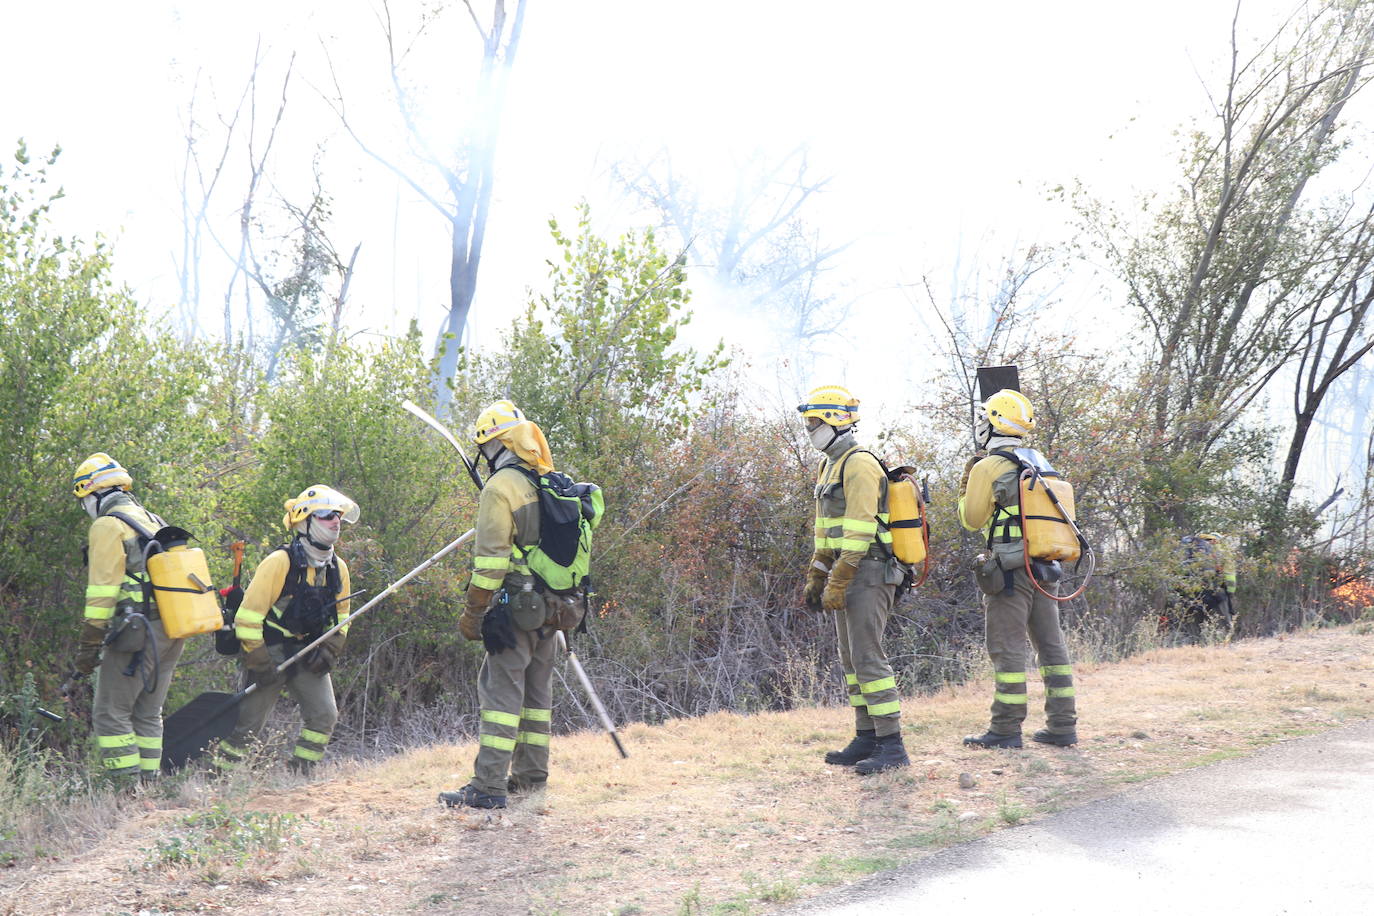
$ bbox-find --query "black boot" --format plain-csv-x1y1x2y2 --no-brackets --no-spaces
962,730,1023,749
854,733,910,775
439,784,507,809
824,729,877,765
1032,728,1078,747
507,776,547,795
287,756,316,776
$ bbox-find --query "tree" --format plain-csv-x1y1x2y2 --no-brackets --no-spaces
327,0,528,404
461,202,727,472
615,145,851,370
0,144,238,701
1274,204,1374,525
1078,0,1374,530
174,46,359,362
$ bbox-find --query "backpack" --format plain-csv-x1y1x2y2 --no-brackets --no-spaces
987,447,1093,600
1180,535,1222,580
512,467,604,595
832,450,931,582
107,510,222,638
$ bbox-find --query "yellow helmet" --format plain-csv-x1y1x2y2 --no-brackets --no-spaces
983,389,1035,436
72,453,133,498
473,399,527,445
282,485,360,530
796,385,860,427
1198,532,1223,543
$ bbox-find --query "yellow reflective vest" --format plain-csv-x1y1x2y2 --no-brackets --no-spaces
813,445,891,568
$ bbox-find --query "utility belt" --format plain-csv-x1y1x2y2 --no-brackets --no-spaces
499,574,587,633
977,541,1062,596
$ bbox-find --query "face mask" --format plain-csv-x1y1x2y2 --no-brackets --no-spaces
976,416,993,449
809,423,837,452
81,494,99,519
480,440,507,473
305,517,341,547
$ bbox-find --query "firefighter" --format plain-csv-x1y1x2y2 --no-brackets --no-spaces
799,385,910,775
958,390,1078,749
440,400,562,810
1175,532,1238,637
215,485,357,774
65,453,187,781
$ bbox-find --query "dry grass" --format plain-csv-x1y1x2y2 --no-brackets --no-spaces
2,626,1371,915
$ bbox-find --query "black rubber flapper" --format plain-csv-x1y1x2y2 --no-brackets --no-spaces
161,691,240,770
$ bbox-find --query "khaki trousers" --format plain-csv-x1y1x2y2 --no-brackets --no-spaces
226,642,338,764
984,569,1077,735
92,618,185,774
472,627,558,795
834,558,901,737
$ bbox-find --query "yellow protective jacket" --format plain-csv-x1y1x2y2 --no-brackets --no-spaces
1220,549,1238,593
813,441,891,569
957,452,1022,541
471,462,542,592
234,547,353,652
83,499,163,629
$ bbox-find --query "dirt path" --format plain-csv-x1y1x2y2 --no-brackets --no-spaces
4,627,1371,915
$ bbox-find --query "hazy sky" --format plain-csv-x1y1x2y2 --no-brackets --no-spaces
1,0,1329,424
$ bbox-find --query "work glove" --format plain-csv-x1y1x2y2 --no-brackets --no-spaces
960,455,980,491
481,603,519,655
821,559,860,611
803,558,830,612
72,621,106,676
460,585,495,642
60,671,89,701
304,644,337,676
306,631,346,675
243,644,273,676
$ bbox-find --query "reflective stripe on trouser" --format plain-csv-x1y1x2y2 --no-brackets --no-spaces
473,626,558,796
984,568,1077,734
226,643,338,765
92,618,185,774
833,558,901,737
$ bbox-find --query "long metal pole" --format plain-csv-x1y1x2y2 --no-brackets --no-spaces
558,630,628,758
242,528,476,698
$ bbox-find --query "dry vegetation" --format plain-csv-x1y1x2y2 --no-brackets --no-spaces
3,626,1371,916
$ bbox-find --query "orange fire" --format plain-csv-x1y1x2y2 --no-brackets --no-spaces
1331,576,1374,611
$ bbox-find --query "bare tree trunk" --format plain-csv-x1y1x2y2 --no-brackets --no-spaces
433,0,526,401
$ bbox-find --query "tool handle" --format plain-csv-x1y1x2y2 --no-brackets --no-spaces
258,528,476,683
558,630,628,758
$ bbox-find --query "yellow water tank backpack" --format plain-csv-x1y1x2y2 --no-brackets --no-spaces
884,464,930,574
835,451,931,584
108,511,223,639
988,447,1093,600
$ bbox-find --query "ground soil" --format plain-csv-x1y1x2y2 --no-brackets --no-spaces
3,626,1371,915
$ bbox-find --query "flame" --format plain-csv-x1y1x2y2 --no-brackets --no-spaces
1331,576,1374,611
